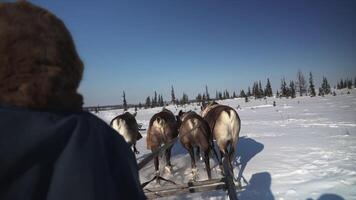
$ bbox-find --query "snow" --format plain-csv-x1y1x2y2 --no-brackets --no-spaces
93,89,356,200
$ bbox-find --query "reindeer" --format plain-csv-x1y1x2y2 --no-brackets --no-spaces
201,102,241,175
146,108,179,183
178,110,212,180
110,112,142,154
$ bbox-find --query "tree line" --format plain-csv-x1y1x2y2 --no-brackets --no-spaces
121,71,356,111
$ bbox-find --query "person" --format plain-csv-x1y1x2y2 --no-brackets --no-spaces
0,1,145,199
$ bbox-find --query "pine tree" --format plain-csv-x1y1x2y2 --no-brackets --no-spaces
347,79,352,89
252,82,256,98
171,86,176,104
296,70,307,96
160,95,163,106
196,93,202,102
225,90,230,99
289,81,296,98
240,89,246,98
247,87,251,97
152,91,157,108
181,93,189,105
123,91,128,111
322,77,331,94
259,81,264,98
145,96,151,109
205,85,210,101
318,87,324,96
138,102,142,109
233,91,236,98
339,79,344,89
354,77,356,88
281,78,287,97
308,72,316,97
265,78,273,97
252,82,259,99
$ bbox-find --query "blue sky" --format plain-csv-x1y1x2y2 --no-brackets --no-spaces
18,0,356,105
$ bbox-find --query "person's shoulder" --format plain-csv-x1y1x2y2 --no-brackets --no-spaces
79,111,109,126
77,111,122,139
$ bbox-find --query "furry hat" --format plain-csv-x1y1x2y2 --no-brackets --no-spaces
0,1,83,111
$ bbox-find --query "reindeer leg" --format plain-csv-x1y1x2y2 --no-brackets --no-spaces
196,146,202,161
227,147,234,175
219,150,224,168
133,144,140,154
188,146,198,180
211,141,221,165
154,155,160,184
204,150,211,179
164,146,173,173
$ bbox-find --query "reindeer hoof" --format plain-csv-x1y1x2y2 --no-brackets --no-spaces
191,168,198,181
165,166,173,174
236,180,242,189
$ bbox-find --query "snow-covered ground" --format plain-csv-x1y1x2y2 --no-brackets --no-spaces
94,89,356,200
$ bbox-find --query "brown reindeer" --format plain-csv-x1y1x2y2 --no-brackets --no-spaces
178,110,212,180
201,102,241,174
146,108,179,183
110,112,142,154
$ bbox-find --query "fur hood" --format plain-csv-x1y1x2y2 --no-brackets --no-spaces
0,1,83,111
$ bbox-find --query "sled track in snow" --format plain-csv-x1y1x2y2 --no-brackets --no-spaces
137,138,240,199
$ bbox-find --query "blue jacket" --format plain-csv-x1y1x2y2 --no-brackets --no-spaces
0,106,145,200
